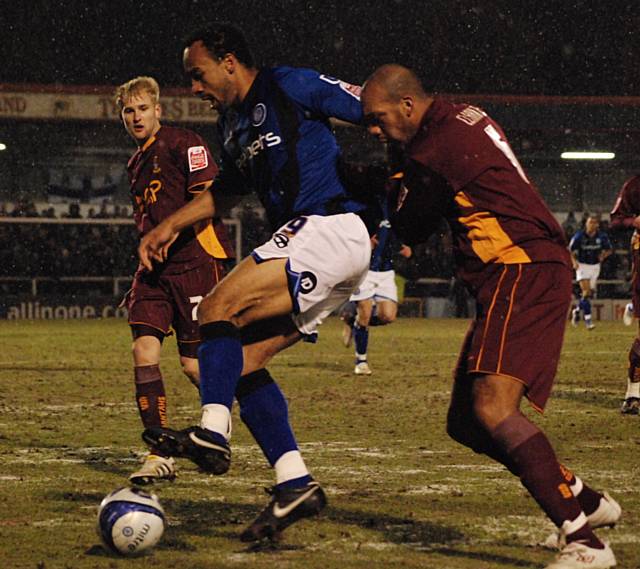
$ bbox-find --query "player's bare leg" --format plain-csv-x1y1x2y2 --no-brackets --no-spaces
143,257,327,539
448,373,616,567
577,280,596,330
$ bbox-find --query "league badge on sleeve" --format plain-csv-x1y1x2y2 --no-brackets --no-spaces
188,146,208,172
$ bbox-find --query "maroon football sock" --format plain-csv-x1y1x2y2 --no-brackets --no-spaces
134,364,168,430
628,338,640,381
559,464,603,517
493,413,602,548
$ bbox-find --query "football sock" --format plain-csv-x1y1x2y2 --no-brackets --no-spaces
626,380,640,399
492,412,602,548
354,322,369,361
134,364,167,429
627,338,640,389
579,297,591,317
200,404,232,442
197,321,243,440
237,369,311,489
559,465,603,517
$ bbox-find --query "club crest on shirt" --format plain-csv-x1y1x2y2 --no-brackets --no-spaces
251,103,267,127
188,146,208,172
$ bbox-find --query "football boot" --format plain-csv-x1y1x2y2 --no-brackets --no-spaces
620,397,640,415
129,454,176,485
354,361,372,375
544,541,616,569
240,480,327,542
142,426,230,474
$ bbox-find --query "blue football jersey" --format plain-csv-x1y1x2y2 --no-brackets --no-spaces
215,66,366,228
370,198,401,272
569,230,612,264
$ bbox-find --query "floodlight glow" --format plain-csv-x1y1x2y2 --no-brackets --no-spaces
560,151,615,160
0,143,6,151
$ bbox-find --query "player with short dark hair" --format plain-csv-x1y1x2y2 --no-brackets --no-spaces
137,24,373,541
610,175,640,414
115,75,233,485
569,215,612,330
360,64,619,569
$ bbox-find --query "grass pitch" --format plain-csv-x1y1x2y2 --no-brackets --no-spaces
0,317,638,569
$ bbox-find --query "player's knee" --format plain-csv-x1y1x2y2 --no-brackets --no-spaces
131,335,161,366
377,312,396,325
180,357,200,388
472,399,511,434
196,292,232,324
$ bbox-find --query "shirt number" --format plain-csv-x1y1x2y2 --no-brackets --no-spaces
484,124,530,184
189,295,203,321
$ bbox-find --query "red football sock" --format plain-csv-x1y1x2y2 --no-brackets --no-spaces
493,413,602,548
134,364,168,429
628,338,640,381
559,464,603,517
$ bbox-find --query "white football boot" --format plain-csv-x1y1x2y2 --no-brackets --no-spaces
541,492,622,550
623,303,634,326
354,361,372,375
544,541,616,569
129,454,176,485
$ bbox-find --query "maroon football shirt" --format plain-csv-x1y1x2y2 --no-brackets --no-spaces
610,175,640,316
127,125,233,273
393,98,570,291
610,175,640,229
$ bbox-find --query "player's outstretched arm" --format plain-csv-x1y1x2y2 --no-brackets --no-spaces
138,190,216,270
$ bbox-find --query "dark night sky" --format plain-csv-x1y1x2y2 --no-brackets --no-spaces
1,0,638,96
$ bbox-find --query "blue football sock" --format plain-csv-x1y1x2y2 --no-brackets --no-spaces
354,323,369,359
578,297,591,316
237,372,311,489
198,321,243,409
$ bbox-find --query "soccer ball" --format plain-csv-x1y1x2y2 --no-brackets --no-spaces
97,487,165,556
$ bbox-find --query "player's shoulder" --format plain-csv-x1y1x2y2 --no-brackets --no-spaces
621,175,640,194
158,125,208,152
272,66,359,96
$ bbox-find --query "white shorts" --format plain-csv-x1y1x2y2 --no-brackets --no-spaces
576,263,601,290
349,269,398,303
252,213,371,338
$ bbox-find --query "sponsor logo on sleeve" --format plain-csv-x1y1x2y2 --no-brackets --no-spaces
318,74,361,99
188,146,208,172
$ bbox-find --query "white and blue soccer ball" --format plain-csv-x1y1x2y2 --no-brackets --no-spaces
97,487,165,556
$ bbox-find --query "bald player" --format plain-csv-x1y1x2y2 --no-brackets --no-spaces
360,64,619,569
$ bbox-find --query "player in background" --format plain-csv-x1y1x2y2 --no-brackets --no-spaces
342,183,411,375
610,175,640,414
115,76,233,485
361,64,619,569
138,24,373,541
569,215,612,330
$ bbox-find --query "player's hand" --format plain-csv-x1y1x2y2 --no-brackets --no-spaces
138,222,179,271
632,215,640,230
